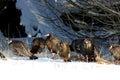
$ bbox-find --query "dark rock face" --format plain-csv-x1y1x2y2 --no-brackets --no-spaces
0,0,27,38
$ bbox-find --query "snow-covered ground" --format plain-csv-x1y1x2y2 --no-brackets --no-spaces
0,40,120,80
0,59,120,80
0,37,119,80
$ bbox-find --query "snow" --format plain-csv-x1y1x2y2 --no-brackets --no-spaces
0,44,120,80
0,59,120,80
16,0,77,42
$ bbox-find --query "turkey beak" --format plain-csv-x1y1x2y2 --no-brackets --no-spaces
84,39,88,44
45,34,49,37
109,45,112,50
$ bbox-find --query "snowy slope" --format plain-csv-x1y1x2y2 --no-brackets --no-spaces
16,0,77,42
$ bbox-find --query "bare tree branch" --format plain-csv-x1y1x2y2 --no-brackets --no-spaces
90,0,120,16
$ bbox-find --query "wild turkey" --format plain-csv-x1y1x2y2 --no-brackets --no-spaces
70,38,95,62
9,40,38,60
31,38,45,54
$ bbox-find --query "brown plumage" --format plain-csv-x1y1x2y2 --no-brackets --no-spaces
84,39,96,61
45,33,61,54
31,38,46,54
94,47,112,64
70,38,95,62
58,42,70,62
109,44,120,62
45,33,70,62
0,51,6,59
9,40,38,60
